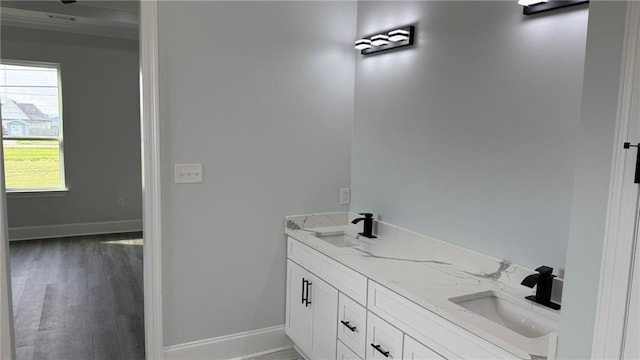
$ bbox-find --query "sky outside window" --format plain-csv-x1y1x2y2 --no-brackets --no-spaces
0,64,60,118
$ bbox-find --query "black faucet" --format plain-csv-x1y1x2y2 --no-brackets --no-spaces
521,265,561,310
351,213,377,239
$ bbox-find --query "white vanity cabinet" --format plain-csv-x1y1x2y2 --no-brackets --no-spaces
285,236,522,360
286,259,338,360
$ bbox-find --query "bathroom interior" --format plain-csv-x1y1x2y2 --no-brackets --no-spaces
157,0,636,359
0,0,638,359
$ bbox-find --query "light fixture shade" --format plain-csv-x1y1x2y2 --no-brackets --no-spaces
354,39,372,50
388,29,409,42
517,0,547,6
370,34,389,46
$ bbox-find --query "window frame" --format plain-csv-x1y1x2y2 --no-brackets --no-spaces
1,59,67,193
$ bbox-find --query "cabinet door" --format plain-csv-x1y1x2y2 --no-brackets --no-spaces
403,335,446,360
286,260,313,352
310,274,339,360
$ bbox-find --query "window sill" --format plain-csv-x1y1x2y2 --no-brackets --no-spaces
6,188,69,199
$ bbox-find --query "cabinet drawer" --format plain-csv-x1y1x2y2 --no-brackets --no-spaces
403,335,446,360
338,293,367,358
288,237,367,305
366,312,403,360
337,340,362,360
367,281,519,359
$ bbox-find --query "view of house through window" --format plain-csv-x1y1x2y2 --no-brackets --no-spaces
0,62,65,190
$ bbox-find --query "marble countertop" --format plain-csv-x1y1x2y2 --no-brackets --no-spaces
284,213,561,360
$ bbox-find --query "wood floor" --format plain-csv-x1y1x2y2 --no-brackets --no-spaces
9,232,144,360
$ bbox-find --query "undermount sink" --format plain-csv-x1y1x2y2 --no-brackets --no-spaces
449,291,558,338
314,232,362,248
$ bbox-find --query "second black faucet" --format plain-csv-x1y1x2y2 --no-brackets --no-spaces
351,213,377,239
521,265,561,310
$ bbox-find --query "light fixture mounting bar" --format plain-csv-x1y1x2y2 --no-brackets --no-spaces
522,0,588,15
359,25,415,56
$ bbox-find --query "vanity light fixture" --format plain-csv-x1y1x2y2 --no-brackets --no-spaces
354,25,415,56
519,0,588,15
354,39,372,50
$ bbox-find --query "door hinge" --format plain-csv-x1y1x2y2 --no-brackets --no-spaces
623,142,640,184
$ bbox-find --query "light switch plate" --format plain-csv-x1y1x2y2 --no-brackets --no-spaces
340,187,350,205
175,163,203,184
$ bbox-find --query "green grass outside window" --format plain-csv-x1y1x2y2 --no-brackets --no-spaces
3,140,61,189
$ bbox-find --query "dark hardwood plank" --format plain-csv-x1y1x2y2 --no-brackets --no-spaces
115,314,145,360
39,283,67,331
66,304,92,330
92,330,122,360
34,327,92,360
9,232,144,360
33,328,67,360
15,345,35,360
13,278,47,348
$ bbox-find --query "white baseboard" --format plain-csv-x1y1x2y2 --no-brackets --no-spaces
8,219,143,241
163,325,293,360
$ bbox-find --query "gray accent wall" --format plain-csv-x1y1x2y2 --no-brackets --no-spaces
158,1,355,346
559,1,629,357
351,1,589,271
1,27,142,230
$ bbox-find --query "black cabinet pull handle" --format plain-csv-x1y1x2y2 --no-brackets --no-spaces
305,281,312,307
371,344,390,358
301,278,306,304
340,320,357,332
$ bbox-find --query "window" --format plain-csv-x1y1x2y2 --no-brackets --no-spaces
0,61,65,191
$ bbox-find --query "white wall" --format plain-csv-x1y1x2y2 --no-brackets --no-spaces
158,1,356,346
0,27,142,235
559,1,629,358
351,1,588,271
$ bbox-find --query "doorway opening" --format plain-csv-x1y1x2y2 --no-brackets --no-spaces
0,1,144,358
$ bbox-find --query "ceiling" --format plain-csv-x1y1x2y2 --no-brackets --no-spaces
0,0,139,40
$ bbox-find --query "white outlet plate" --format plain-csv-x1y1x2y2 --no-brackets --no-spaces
175,163,203,184
340,187,350,205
